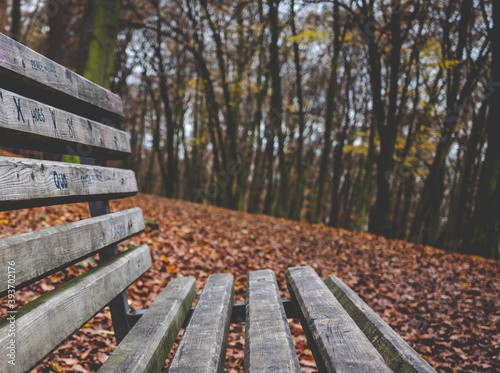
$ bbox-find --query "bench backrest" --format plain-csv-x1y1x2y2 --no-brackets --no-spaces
0,32,149,372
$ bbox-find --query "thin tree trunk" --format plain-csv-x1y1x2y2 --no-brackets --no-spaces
263,0,282,215
289,0,306,221
443,101,487,251
47,2,70,65
311,1,340,223
248,124,265,213
0,1,8,34
463,1,500,259
369,3,402,237
11,0,21,42
356,122,376,231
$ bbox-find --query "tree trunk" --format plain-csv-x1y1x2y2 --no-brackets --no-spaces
0,1,7,34
200,0,240,209
248,124,266,213
369,4,402,237
154,29,176,198
11,0,21,42
289,0,306,221
47,2,70,65
83,0,121,89
356,123,376,231
463,1,500,259
263,0,282,215
443,101,487,252
311,1,340,223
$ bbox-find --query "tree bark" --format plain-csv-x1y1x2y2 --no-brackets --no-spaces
263,0,282,215
356,121,376,231
368,3,402,237
289,0,306,221
11,0,21,42
311,1,340,223
0,1,7,34
443,101,487,252
154,21,176,198
47,1,70,65
463,1,500,259
83,0,121,89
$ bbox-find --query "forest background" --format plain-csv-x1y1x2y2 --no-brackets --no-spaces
0,0,499,259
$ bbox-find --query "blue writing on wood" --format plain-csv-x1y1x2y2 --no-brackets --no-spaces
49,108,59,138
67,118,75,138
31,59,57,76
12,97,24,123
30,108,45,123
112,221,127,240
53,171,68,190
81,172,103,187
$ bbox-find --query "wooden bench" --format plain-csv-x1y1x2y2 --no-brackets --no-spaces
0,32,436,372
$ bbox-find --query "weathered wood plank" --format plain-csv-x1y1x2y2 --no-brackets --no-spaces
286,266,392,373
169,273,234,373
98,277,197,373
0,33,123,121
325,275,436,373
0,89,130,159
0,245,152,373
0,208,145,296
0,157,138,211
245,269,301,373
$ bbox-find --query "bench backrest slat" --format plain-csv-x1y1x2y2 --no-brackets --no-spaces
0,32,152,370
0,245,151,373
0,33,123,122
0,208,145,296
0,157,138,211
0,89,131,159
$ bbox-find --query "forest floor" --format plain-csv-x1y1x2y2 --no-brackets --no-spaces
0,192,498,372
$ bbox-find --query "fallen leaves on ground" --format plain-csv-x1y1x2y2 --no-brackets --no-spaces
0,194,498,372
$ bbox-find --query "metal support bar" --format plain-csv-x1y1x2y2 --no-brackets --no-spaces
177,298,298,329
80,156,132,345
127,309,147,328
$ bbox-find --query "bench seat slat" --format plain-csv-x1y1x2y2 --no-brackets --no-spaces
286,266,392,373
169,273,234,373
0,33,123,121
0,157,137,211
325,275,436,373
0,207,145,296
245,269,301,373
98,276,197,373
0,89,131,159
0,245,152,373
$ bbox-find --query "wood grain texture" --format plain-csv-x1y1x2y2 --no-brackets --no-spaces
0,157,138,211
325,275,436,373
98,277,197,373
245,269,301,373
169,273,234,373
0,207,145,296
286,266,392,373
0,89,130,159
0,245,152,373
0,33,123,120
